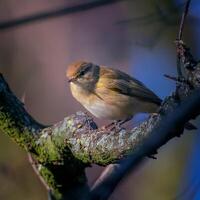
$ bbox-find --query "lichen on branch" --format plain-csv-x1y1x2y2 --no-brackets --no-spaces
0,42,199,199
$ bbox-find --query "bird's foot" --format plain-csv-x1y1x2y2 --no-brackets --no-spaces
118,116,133,126
102,116,133,132
149,113,159,119
101,120,121,131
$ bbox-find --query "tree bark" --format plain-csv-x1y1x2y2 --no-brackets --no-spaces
0,39,199,199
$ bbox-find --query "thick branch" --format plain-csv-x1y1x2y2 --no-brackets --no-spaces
0,9,199,197
0,74,91,199
0,1,198,199
91,88,200,200
0,74,43,150
0,59,199,199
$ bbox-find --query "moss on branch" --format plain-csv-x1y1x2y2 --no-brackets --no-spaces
0,75,43,150
0,42,199,200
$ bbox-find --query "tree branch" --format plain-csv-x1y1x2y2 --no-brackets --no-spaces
176,0,192,77
178,0,191,41
0,74,91,199
91,87,200,200
0,53,199,199
0,2,199,200
90,1,197,198
0,0,121,31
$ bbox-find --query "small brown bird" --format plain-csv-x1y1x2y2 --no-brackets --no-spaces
66,61,161,123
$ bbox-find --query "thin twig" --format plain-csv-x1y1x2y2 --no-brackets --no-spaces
28,153,50,191
176,0,192,77
164,74,190,85
178,0,191,41
91,164,118,191
22,94,50,192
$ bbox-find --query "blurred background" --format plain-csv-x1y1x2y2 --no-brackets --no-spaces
0,0,199,199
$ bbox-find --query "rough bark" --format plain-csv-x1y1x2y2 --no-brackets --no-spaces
0,55,199,199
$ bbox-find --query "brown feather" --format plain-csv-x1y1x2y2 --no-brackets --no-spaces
97,66,161,105
67,62,161,120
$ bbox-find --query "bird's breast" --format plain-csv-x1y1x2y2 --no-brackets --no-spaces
70,82,133,119
70,82,158,120
70,82,113,118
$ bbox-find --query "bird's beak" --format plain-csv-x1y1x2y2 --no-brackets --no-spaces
68,77,76,83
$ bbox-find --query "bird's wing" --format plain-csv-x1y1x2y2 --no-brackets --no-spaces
98,67,161,105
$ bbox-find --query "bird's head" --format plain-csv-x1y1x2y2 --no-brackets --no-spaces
66,61,100,90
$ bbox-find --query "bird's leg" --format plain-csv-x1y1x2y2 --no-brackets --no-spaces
103,116,133,131
103,120,121,130
119,116,133,126
149,113,159,119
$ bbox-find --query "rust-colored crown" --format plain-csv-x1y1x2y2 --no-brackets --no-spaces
66,61,88,78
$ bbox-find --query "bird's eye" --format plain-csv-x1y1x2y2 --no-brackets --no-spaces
78,66,91,78
79,70,86,76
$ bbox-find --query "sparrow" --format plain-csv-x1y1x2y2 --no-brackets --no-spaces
66,61,161,124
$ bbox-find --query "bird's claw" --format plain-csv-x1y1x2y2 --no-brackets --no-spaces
101,120,122,132
102,117,133,132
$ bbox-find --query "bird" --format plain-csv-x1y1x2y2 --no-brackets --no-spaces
66,61,161,126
